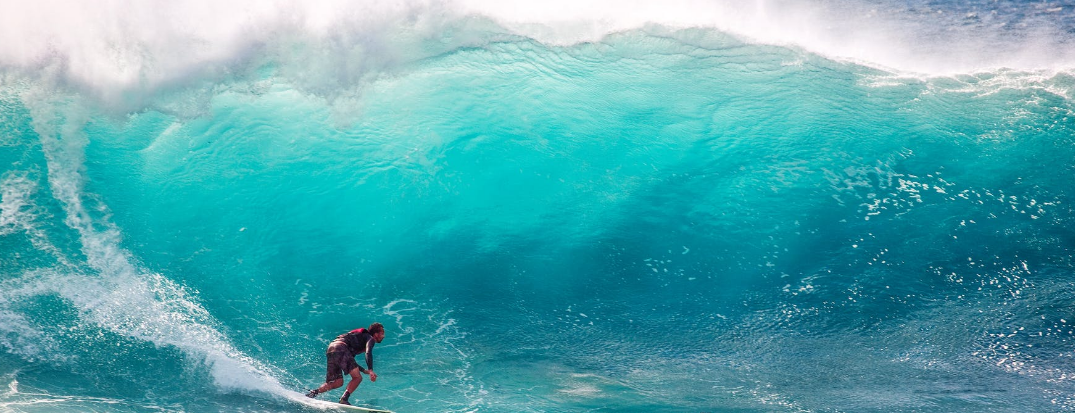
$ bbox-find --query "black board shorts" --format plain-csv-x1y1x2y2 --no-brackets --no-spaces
325,341,360,383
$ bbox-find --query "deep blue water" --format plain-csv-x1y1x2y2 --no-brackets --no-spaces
1,1,1075,412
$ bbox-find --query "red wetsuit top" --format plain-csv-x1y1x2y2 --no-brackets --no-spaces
331,328,377,372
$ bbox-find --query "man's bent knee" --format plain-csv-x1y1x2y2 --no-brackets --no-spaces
349,368,363,381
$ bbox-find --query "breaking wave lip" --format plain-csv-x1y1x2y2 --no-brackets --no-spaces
2,0,1074,106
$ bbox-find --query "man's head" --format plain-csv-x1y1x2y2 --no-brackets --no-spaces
369,322,385,343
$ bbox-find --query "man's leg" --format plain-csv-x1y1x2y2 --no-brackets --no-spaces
318,378,344,393
306,376,343,398
338,367,363,404
308,350,348,398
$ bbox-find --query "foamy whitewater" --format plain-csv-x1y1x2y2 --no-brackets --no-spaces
0,0,1074,412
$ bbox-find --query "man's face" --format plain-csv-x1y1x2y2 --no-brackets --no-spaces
375,331,385,343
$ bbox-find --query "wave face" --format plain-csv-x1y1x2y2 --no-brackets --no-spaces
2,1,1075,412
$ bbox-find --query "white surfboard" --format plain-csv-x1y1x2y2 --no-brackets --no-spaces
283,390,394,413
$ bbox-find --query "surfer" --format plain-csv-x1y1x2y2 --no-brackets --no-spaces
306,322,386,405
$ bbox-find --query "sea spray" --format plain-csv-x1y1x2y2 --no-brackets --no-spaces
4,89,291,397
0,1,1074,412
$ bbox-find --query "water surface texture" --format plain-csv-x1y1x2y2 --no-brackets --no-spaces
1,1,1075,412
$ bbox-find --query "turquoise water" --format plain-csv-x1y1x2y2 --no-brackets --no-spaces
2,1,1075,412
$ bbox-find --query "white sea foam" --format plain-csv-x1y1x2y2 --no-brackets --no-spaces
0,174,29,231
0,172,37,239
1,0,1072,103
0,88,294,397
0,171,72,265
0,304,46,360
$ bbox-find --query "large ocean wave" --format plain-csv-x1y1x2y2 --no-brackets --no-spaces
1,1,1074,412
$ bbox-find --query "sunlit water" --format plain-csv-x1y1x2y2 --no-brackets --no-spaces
1,1,1074,412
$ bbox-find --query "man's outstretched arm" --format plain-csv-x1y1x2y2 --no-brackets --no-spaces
365,338,377,381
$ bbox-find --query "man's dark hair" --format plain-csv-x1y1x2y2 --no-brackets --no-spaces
369,322,385,335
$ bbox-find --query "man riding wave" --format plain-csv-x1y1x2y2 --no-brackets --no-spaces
306,322,386,405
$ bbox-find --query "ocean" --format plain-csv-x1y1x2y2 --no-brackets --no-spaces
1,0,1074,411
